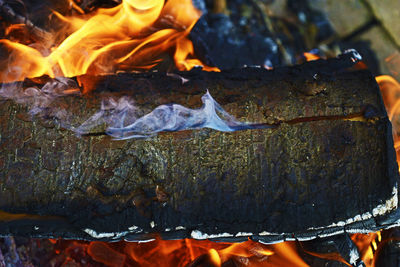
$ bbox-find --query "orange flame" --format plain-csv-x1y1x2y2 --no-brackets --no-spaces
339,76,400,267
88,242,126,267
0,0,218,84
351,232,381,267
303,52,320,61
47,237,311,266
376,75,400,171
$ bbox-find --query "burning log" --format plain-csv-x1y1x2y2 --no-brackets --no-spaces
0,59,398,242
0,0,51,42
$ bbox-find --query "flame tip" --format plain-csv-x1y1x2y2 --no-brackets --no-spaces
1,0,218,84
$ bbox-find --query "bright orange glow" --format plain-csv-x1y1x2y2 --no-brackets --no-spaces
269,242,309,267
88,242,126,267
303,52,320,61
68,0,85,14
4,24,26,36
0,39,54,81
123,239,309,266
351,232,381,267
0,0,218,85
46,237,313,266
209,248,221,266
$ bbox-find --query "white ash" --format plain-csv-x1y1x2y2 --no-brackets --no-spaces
235,232,253,237
83,229,115,239
307,186,398,231
190,230,233,240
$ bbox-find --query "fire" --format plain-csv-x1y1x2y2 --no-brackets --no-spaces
46,237,310,266
303,52,320,61
1,1,398,261
0,0,218,84
351,231,381,267
376,75,400,171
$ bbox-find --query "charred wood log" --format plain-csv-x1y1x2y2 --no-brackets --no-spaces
0,61,398,242
0,0,50,42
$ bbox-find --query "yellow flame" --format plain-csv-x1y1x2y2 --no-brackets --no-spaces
0,39,54,81
0,0,218,85
209,249,222,266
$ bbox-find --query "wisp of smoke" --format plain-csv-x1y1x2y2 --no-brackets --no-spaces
106,90,254,139
75,96,138,136
0,77,79,125
1,78,259,139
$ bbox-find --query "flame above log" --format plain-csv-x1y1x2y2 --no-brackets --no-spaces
0,0,218,84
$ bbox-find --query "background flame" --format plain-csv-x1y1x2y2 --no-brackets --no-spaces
0,0,218,84
45,238,310,267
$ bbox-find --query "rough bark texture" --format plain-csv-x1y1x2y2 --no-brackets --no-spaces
0,62,398,242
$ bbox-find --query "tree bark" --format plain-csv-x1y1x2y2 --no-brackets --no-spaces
0,62,398,242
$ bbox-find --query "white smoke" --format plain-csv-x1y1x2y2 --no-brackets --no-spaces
75,96,138,136
0,77,79,124
1,79,257,139
106,90,253,139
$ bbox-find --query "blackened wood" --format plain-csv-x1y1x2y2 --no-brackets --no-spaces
0,0,50,42
0,63,398,242
374,231,400,267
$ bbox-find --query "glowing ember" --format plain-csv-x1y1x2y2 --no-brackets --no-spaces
0,0,218,84
302,52,320,61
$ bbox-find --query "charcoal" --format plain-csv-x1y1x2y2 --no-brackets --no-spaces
190,13,280,69
287,0,334,42
190,0,285,69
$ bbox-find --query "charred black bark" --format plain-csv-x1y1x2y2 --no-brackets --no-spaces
0,61,398,242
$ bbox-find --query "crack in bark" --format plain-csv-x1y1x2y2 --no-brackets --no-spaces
80,110,374,138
